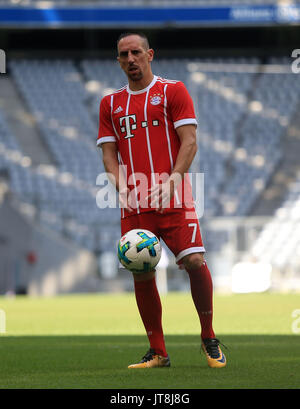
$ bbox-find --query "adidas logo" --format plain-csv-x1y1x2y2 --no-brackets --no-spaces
114,106,123,114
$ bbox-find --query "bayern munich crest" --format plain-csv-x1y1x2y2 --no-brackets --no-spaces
150,93,163,105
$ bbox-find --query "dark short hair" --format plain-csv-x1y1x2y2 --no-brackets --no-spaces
117,32,150,50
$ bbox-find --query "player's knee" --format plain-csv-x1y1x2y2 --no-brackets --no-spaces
181,253,204,271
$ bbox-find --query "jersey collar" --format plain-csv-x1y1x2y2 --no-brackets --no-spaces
126,75,157,95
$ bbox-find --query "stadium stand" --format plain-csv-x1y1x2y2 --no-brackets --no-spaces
0,56,299,266
220,69,300,216
251,173,300,274
9,59,120,253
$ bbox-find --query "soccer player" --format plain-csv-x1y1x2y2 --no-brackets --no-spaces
97,32,226,369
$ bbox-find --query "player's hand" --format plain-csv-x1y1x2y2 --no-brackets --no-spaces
147,183,171,212
118,187,134,213
147,175,180,212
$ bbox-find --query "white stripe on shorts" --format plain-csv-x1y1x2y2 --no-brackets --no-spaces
175,246,206,263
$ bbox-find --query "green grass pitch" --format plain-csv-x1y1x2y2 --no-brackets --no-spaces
0,292,299,389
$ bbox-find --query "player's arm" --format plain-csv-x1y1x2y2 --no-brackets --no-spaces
101,142,120,188
171,124,197,182
148,124,197,210
101,142,133,212
98,96,132,212
148,81,198,210
167,82,198,197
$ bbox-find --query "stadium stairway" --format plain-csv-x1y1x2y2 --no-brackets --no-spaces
250,102,300,216
0,75,55,167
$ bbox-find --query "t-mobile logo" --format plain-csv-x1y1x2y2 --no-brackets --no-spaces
119,114,137,139
119,114,160,138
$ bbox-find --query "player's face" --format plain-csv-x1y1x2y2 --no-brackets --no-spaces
117,35,154,83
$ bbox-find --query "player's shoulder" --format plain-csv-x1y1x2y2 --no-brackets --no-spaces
156,76,182,87
100,84,127,104
155,76,187,93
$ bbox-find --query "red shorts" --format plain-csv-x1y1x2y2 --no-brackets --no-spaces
121,207,205,264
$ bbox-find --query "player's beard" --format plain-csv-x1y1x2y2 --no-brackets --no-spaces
127,66,143,82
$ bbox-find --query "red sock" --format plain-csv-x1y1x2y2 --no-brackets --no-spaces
133,276,167,357
186,261,215,340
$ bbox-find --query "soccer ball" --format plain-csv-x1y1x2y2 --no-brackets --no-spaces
118,229,161,273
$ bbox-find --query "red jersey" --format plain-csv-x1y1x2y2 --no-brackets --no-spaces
97,75,197,217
